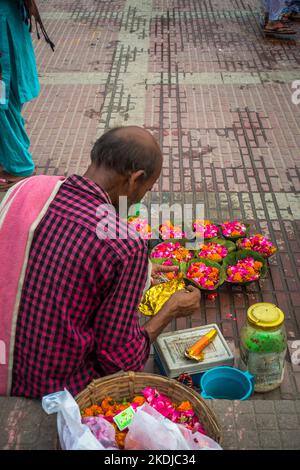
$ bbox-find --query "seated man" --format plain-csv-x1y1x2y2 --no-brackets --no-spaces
0,126,200,398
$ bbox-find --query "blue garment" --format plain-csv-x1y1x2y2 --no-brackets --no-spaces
263,0,287,20
0,0,39,175
284,0,300,13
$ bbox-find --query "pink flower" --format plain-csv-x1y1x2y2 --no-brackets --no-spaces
193,220,218,239
142,386,159,403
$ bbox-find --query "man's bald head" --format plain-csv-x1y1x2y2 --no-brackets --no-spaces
90,126,162,181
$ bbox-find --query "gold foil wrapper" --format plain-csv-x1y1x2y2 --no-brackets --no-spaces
139,278,185,316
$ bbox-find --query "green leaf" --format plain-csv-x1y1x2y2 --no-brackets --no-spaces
150,257,180,267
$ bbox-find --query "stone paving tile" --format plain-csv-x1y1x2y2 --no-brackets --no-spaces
208,399,300,449
21,0,300,401
24,84,105,176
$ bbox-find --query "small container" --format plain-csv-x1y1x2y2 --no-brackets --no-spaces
154,324,234,385
200,367,254,400
239,303,287,393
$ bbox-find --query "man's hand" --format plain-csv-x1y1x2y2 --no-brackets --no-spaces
151,263,178,285
143,285,201,343
165,285,201,318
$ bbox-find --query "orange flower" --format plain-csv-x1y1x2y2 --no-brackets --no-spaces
132,396,146,406
116,431,127,449
166,272,177,280
82,404,103,416
254,261,263,270
82,407,94,417
101,397,116,412
115,403,130,412
177,401,193,412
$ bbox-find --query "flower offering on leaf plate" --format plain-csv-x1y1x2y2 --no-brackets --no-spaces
226,256,264,283
186,261,221,290
192,219,218,239
159,221,186,239
151,241,192,263
128,216,152,239
236,234,277,258
81,388,206,449
221,221,247,239
198,242,228,263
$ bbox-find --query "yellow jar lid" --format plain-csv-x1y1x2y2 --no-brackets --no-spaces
247,303,285,329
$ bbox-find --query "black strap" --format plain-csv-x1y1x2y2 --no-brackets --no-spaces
22,0,55,51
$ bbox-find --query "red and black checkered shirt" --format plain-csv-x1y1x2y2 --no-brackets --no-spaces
11,175,150,398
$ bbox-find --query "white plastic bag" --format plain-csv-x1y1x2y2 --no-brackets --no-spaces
125,403,222,450
42,389,118,450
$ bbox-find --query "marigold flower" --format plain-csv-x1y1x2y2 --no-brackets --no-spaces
115,431,127,449
177,401,193,412
132,396,146,406
101,397,116,412
82,405,103,417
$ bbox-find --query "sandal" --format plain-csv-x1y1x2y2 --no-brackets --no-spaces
0,170,36,192
263,21,297,38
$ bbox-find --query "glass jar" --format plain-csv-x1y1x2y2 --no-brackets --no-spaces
239,303,287,393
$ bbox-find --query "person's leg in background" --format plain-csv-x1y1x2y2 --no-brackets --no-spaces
263,0,297,34
0,81,35,179
0,11,37,189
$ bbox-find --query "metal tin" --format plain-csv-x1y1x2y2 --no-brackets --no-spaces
154,324,234,379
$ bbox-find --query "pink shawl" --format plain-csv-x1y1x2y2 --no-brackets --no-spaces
0,175,65,396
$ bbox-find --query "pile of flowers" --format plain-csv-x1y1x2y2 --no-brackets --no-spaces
159,221,186,239
128,216,152,239
236,234,277,258
192,220,218,239
186,262,220,290
198,242,228,263
221,221,247,239
226,257,264,283
151,241,192,263
81,387,205,449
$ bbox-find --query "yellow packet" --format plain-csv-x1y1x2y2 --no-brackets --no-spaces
139,278,185,316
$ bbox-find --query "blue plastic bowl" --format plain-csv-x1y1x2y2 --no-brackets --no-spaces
200,366,254,400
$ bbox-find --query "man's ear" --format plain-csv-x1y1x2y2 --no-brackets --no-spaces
128,170,146,189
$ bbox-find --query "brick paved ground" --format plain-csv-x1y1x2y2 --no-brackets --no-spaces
21,0,300,399
1,0,300,451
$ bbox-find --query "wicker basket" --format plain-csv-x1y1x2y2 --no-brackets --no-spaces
72,371,222,446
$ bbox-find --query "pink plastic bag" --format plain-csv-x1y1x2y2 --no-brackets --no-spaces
125,404,222,450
